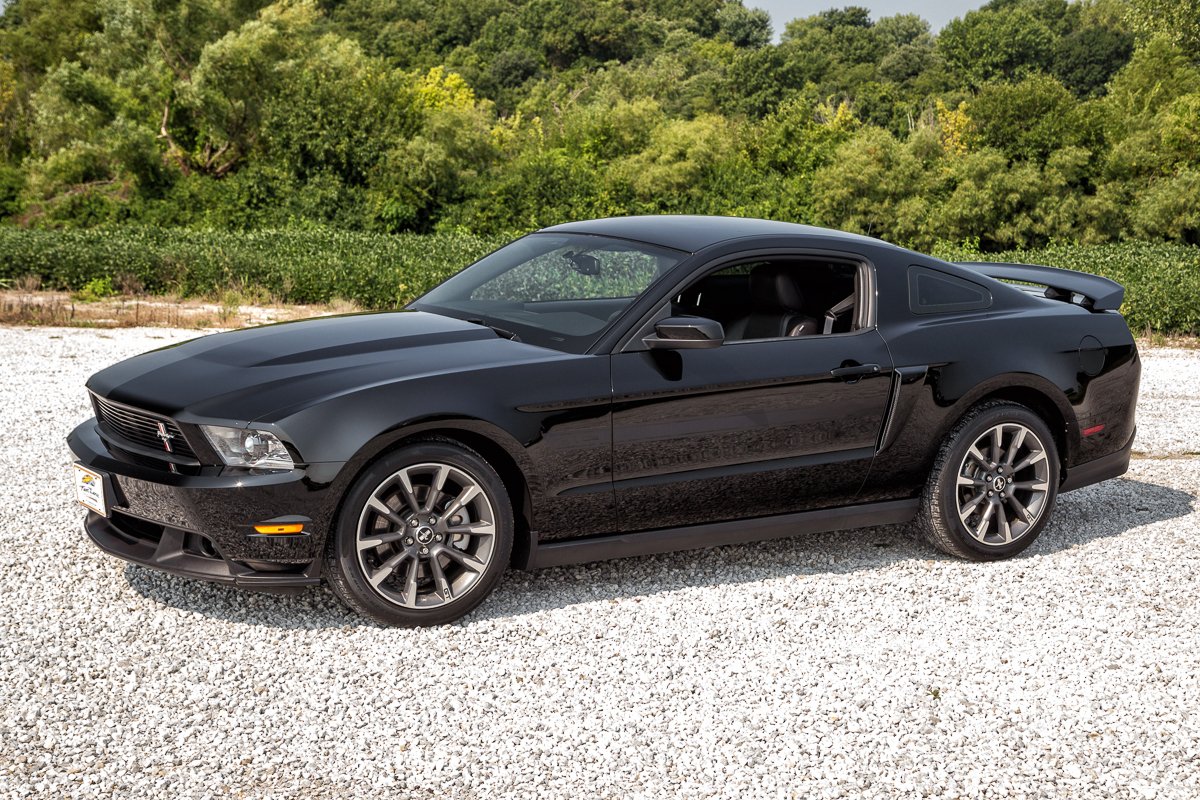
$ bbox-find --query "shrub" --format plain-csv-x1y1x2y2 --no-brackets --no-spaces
1,227,1197,334
0,227,509,309
73,275,116,302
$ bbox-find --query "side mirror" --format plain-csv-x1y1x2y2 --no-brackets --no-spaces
643,316,724,350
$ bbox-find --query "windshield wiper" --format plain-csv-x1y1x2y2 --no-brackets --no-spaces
466,318,522,342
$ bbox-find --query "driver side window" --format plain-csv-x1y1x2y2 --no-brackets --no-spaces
673,258,862,342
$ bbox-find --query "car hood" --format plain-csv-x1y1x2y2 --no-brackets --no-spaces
86,311,561,423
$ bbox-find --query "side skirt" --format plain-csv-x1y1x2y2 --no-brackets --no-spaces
524,499,920,570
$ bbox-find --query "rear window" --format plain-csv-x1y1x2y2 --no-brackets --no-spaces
908,266,992,314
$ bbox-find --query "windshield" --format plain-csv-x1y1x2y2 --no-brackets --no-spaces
410,233,685,353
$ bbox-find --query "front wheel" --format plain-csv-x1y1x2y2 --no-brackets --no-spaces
917,401,1059,561
325,439,514,626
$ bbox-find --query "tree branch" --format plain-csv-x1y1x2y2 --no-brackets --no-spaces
157,101,192,177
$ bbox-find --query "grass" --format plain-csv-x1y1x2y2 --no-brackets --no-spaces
0,288,356,329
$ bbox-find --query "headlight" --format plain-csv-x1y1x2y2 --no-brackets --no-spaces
200,425,295,469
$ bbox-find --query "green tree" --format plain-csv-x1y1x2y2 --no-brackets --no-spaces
1132,169,1200,243
1103,35,1200,132
970,73,1088,162
448,147,600,232
0,0,102,78
938,4,1056,87
874,13,930,48
1124,0,1200,56
0,0,1190,247
932,145,1091,249
175,1,325,179
810,126,941,246
752,95,858,221
718,39,829,117
1053,24,1134,96
715,2,771,48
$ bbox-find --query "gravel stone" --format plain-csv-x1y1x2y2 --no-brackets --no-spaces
1,326,1198,799
1135,347,1200,456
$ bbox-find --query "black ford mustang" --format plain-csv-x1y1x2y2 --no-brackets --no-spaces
69,216,1140,626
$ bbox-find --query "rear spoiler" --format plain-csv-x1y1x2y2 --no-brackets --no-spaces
956,261,1124,312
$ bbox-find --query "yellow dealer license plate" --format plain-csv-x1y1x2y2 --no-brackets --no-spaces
73,464,108,516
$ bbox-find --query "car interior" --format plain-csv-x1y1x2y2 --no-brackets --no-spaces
672,258,863,341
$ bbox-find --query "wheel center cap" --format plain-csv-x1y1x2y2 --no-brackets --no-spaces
415,526,435,544
992,476,1007,492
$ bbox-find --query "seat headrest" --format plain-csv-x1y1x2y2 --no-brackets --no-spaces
749,264,804,311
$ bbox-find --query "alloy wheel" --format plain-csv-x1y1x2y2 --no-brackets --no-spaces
355,462,497,609
955,422,1052,546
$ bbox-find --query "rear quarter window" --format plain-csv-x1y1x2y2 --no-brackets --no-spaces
908,266,992,314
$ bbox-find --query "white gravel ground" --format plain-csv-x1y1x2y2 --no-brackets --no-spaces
1134,347,1200,456
1,328,1198,799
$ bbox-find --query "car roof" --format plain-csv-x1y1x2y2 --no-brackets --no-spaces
539,215,898,254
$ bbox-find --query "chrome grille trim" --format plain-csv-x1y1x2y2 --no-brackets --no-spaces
90,393,197,460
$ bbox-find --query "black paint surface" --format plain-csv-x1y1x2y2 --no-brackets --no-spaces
69,216,1141,582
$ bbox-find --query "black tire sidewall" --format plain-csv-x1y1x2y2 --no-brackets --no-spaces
934,404,1059,561
328,440,514,627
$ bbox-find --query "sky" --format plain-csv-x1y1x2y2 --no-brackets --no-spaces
0,1,986,34
755,0,987,33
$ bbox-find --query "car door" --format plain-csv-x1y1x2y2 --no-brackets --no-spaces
609,279,894,534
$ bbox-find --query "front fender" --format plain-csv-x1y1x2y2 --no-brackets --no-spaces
253,353,616,542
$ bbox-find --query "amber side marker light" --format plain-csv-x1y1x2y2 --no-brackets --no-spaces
254,523,305,535
1082,424,1106,437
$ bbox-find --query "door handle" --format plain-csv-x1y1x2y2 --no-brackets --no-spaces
830,363,881,383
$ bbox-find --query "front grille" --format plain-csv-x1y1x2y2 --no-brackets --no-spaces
91,393,197,460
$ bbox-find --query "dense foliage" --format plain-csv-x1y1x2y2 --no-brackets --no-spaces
0,226,505,306
0,0,1197,249
2,226,1198,333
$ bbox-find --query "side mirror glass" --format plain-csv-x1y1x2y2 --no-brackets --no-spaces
643,316,724,350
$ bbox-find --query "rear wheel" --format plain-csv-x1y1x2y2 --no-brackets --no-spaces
917,401,1059,560
326,439,513,626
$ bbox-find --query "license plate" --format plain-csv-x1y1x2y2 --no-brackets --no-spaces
73,464,108,516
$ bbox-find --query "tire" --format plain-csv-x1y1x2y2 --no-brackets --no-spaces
916,401,1059,561
325,438,514,626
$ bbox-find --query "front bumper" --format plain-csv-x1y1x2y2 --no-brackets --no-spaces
68,419,346,590
85,511,321,593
